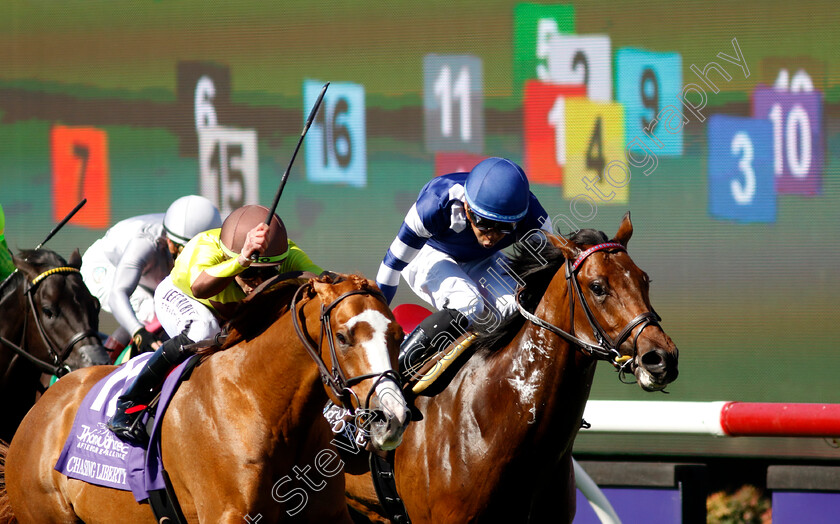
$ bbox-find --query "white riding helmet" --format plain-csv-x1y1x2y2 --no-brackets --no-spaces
163,195,223,245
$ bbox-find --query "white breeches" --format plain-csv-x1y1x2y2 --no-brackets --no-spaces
402,243,519,322
154,276,221,342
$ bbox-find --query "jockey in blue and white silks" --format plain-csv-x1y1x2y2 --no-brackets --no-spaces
376,157,552,323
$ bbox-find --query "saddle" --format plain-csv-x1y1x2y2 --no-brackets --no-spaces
400,332,477,397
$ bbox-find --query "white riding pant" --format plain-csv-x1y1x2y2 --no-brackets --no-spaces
402,244,519,322
80,243,156,325
154,276,221,342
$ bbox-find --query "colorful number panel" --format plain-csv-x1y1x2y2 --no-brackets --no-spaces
752,85,823,195
198,126,259,216
615,48,683,156
512,2,576,99
563,99,626,203
51,126,111,229
305,80,367,188
423,55,484,154
176,60,232,157
548,34,612,102
707,115,775,223
523,80,586,185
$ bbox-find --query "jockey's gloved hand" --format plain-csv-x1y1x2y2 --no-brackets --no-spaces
132,327,161,354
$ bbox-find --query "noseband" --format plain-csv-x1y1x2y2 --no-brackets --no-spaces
291,282,400,413
0,267,99,377
516,242,661,374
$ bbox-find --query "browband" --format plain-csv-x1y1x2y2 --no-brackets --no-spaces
570,242,625,272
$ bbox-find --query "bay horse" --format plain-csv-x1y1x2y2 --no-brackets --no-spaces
345,213,679,523
0,248,109,442
1,273,410,523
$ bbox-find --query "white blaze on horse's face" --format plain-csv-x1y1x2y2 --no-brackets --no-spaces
344,309,409,449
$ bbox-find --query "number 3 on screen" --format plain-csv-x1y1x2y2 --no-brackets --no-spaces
707,115,775,223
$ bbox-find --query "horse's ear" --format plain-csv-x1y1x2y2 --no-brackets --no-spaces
68,248,82,269
613,211,633,247
12,253,36,279
312,279,340,305
547,234,581,261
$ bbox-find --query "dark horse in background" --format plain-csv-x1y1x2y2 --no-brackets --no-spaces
346,213,680,523
0,249,109,442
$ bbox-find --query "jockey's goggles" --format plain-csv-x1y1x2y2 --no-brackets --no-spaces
467,207,517,234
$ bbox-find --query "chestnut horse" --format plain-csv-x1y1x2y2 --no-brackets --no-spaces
345,214,679,523
1,274,410,523
0,248,109,442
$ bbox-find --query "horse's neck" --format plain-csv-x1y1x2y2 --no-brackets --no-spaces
490,272,594,430
0,280,27,342
0,281,41,387
229,300,327,437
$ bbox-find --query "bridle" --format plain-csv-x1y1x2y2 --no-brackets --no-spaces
291,282,401,413
0,267,100,377
516,242,661,377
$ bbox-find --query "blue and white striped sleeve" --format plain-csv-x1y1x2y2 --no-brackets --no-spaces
376,203,432,304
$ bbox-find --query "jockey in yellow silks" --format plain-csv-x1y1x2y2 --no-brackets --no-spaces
107,204,322,444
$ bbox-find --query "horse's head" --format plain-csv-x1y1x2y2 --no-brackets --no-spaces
307,274,410,451
12,249,110,373
548,213,679,391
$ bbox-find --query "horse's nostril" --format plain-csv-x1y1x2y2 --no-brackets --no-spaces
640,349,666,371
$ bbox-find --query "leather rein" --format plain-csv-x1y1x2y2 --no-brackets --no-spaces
291,282,400,413
0,267,99,377
516,242,661,375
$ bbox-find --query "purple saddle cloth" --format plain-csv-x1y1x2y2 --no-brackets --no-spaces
54,352,196,502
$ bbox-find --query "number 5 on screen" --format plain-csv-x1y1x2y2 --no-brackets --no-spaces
304,80,367,187
707,115,775,223
512,3,575,99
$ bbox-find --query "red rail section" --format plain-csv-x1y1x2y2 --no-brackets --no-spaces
720,402,840,437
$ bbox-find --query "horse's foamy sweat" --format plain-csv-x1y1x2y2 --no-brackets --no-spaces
345,213,679,524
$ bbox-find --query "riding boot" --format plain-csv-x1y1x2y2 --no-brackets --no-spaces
398,308,469,379
107,332,192,444
397,327,433,379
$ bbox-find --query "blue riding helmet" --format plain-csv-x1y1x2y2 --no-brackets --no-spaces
464,157,530,222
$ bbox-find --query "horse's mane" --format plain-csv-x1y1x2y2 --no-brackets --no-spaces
193,276,310,359
470,228,609,355
15,249,67,270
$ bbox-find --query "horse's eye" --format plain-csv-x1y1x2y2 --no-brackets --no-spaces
336,332,348,346
42,306,55,319
589,282,606,296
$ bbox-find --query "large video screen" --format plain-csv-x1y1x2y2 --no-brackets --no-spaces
2,1,838,458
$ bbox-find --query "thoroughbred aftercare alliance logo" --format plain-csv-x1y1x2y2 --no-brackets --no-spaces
75,422,130,460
